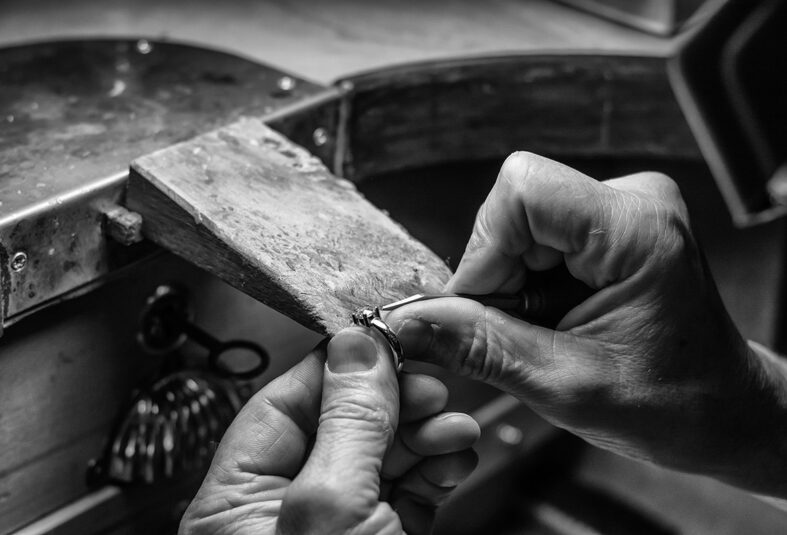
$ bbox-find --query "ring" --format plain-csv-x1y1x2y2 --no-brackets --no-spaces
351,307,404,373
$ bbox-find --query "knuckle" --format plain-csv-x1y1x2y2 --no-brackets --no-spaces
455,314,490,379
644,171,679,194
501,150,537,177
501,151,543,192
636,171,689,218
320,393,394,438
614,182,692,269
456,308,509,384
646,201,694,263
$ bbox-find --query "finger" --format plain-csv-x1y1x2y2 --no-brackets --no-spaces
209,344,326,478
393,449,478,505
447,151,609,293
382,412,480,479
381,374,449,482
280,327,400,531
389,451,478,535
391,498,436,535
604,171,687,209
387,297,596,398
402,413,480,456
399,373,448,423
416,449,479,488
382,433,420,481
447,152,680,293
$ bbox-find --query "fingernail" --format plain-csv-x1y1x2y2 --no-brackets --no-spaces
395,319,433,356
436,412,465,422
327,331,378,373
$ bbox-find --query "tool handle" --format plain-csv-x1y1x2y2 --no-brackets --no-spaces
520,264,595,328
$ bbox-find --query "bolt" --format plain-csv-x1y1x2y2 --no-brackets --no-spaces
10,251,27,272
496,423,524,446
312,127,329,147
136,39,153,54
276,76,296,94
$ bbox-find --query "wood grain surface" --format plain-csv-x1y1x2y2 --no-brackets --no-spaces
129,119,452,335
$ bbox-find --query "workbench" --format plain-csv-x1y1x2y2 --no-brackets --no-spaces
1,1,785,534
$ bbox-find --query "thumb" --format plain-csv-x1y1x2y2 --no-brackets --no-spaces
279,327,401,533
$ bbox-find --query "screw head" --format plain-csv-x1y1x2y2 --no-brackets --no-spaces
10,251,27,272
276,76,296,94
312,127,329,147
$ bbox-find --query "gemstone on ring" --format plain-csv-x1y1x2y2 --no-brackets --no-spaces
351,306,382,327
351,307,405,373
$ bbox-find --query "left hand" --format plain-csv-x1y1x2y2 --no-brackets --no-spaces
179,327,480,535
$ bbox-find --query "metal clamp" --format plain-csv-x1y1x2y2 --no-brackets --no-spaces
351,307,404,373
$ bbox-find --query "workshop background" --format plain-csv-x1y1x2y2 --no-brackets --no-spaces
1,0,786,534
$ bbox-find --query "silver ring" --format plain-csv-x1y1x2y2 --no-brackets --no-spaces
351,307,404,373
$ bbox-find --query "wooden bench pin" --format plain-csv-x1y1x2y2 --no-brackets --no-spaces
127,118,452,343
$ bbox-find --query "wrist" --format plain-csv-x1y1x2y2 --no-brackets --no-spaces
700,340,787,497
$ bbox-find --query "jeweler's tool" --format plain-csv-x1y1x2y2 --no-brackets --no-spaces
381,265,595,329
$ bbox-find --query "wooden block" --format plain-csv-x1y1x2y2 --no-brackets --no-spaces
128,119,451,336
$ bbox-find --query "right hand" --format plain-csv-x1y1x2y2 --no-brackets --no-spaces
180,328,479,535
387,152,787,496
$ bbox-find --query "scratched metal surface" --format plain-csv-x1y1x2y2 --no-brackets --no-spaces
0,39,321,215
0,40,326,327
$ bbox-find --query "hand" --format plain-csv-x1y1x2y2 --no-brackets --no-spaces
386,152,787,496
179,327,480,535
